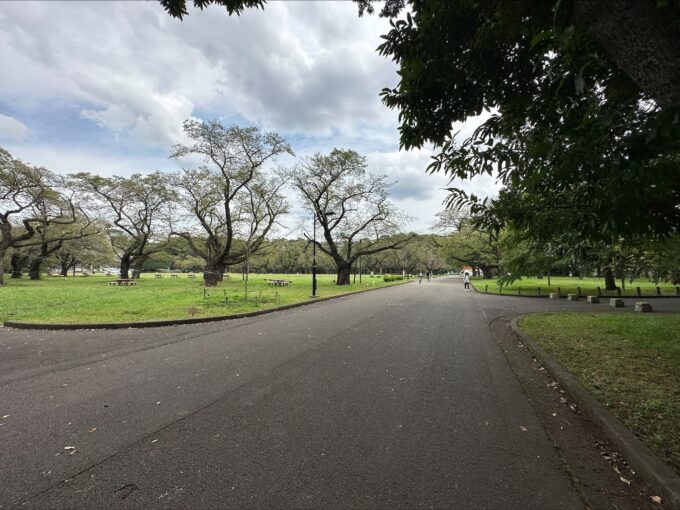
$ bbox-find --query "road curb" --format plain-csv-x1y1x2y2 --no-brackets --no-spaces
510,317,680,510
473,286,680,300
3,280,412,331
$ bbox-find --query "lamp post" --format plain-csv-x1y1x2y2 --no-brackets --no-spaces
311,211,335,298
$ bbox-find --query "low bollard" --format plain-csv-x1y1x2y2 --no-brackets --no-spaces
610,298,624,308
635,302,652,313
549,292,559,299
567,293,579,301
587,295,600,303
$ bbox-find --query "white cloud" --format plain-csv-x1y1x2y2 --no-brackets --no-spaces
0,1,494,232
0,114,29,141
2,142,174,177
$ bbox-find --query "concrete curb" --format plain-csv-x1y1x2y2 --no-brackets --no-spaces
472,285,680,300
510,317,680,510
3,280,412,331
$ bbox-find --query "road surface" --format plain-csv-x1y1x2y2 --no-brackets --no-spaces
4,277,672,508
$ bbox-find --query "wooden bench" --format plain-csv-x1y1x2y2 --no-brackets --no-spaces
171,274,179,279
265,279,292,287
109,279,138,286
188,274,196,279
155,274,163,278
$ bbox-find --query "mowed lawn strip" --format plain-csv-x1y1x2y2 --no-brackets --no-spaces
472,276,680,297
0,273,404,324
519,312,680,475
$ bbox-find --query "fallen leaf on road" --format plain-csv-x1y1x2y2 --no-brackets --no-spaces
1,415,9,419
650,496,662,504
520,426,528,432
64,446,76,450
151,439,158,444
156,402,161,405
87,428,97,433
619,476,631,485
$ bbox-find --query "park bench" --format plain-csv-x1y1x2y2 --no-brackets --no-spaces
155,274,163,278
265,278,293,287
265,279,292,287
171,274,179,278
108,279,138,286
188,274,196,279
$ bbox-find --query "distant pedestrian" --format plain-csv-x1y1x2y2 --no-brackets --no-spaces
419,272,423,284
427,272,431,282
463,272,470,291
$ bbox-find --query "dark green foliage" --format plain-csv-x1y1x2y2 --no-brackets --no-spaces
374,0,680,253
382,274,404,282
159,0,264,20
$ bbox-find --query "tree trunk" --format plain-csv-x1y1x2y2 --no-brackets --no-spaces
603,267,617,290
203,263,225,287
10,253,24,278
336,263,351,285
571,0,680,108
120,254,132,279
28,258,43,280
0,246,5,286
60,261,70,277
131,256,147,279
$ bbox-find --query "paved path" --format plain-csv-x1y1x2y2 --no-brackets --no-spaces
2,278,677,508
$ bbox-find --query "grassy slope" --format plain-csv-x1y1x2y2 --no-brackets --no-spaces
472,276,679,297
520,312,680,474
0,273,404,324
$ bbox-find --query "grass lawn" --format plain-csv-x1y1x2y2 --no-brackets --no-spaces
0,273,405,325
519,312,680,474
472,276,680,297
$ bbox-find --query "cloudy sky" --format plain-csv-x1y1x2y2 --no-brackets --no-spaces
0,1,497,234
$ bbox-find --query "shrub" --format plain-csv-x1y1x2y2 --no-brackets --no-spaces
383,274,404,282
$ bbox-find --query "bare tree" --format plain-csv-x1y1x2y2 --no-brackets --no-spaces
293,149,414,285
169,120,292,286
75,172,174,279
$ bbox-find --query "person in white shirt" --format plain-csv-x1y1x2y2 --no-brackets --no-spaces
463,272,470,291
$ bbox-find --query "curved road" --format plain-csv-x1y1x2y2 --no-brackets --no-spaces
2,277,678,508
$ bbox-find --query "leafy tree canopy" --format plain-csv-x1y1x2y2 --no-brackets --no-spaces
368,0,680,251
160,0,264,19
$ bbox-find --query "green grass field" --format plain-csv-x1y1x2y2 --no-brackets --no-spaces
472,276,680,297
0,273,405,325
520,312,680,474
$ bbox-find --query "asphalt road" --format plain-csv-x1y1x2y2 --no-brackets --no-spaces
3,277,677,508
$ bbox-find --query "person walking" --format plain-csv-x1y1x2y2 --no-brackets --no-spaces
463,272,470,292
418,272,423,284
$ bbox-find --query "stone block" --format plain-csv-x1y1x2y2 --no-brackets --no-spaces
567,294,579,301
609,298,624,308
635,302,652,313
549,292,559,299
587,295,600,303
